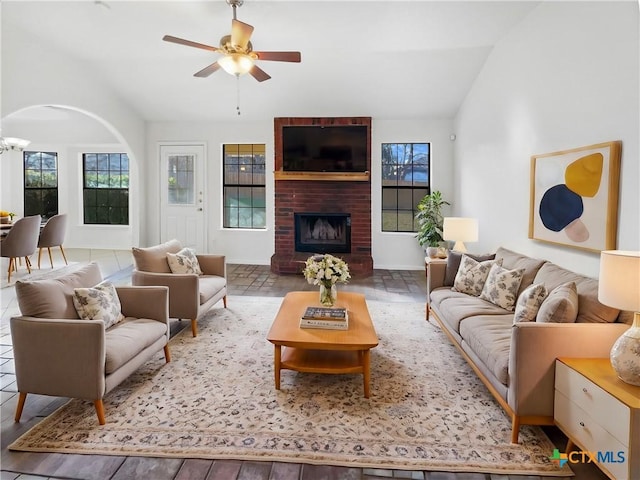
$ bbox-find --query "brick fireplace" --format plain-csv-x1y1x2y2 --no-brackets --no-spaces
270,117,373,276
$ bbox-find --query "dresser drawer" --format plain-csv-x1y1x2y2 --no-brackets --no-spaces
555,361,630,444
555,390,629,480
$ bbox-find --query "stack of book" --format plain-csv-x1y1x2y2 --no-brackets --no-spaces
299,306,349,330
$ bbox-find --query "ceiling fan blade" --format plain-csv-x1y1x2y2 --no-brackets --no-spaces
163,35,220,53
249,64,271,82
194,62,222,78
231,19,254,50
253,51,301,63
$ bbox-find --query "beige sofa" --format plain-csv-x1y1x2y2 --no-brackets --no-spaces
10,262,171,425
427,247,632,443
132,239,227,337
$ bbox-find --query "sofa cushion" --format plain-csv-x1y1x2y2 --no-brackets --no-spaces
167,247,203,275
15,263,103,319
495,247,547,296
132,239,182,273
444,251,496,287
537,282,579,323
73,282,125,329
533,262,620,323
105,317,168,374
459,315,512,386
434,293,510,333
453,255,502,297
199,275,227,304
479,264,525,311
513,283,548,323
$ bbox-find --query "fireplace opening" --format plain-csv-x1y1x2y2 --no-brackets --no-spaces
294,213,351,254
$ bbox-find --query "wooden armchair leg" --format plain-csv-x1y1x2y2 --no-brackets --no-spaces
164,344,171,363
511,415,520,444
223,295,227,308
15,392,27,422
191,319,198,337
7,258,15,283
94,399,106,425
38,248,43,269
25,256,32,274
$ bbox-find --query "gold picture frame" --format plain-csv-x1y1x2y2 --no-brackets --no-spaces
528,141,621,252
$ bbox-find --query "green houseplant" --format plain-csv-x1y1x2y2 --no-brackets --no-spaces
415,190,450,257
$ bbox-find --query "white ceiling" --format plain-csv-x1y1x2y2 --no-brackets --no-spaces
2,0,540,123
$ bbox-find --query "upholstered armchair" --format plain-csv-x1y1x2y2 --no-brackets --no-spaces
10,262,171,425
131,239,227,337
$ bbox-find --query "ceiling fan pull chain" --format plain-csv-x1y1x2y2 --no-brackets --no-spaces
236,75,241,115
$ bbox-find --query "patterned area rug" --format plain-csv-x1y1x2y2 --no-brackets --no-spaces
9,296,571,476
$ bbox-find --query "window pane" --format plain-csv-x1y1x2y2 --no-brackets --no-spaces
85,154,98,170
24,151,58,218
25,152,41,170
97,154,109,170
25,170,41,187
84,189,97,207
42,153,57,170
42,170,57,187
381,142,430,233
85,172,98,188
382,188,398,209
223,144,266,229
109,154,121,171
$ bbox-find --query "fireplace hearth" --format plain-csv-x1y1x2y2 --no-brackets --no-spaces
295,213,351,254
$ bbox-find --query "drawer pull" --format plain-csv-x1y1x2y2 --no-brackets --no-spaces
579,421,585,427
582,387,588,393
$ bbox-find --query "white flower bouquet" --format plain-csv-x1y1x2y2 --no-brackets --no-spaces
302,253,351,287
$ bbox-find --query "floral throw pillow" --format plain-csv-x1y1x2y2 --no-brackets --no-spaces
480,264,525,311
72,282,124,329
513,283,548,322
453,255,503,297
537,282,579,323
166,248,203,275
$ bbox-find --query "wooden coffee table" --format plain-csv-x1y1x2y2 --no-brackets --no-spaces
266,291,379,397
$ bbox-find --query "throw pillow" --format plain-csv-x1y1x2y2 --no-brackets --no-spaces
72,282,124,329
166,247,203,275
479,264,525,311
513,283,549,323
444,251,496,286
536,281,579,323
453,255,503,297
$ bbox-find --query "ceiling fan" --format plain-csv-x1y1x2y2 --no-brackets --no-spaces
163,0,301,82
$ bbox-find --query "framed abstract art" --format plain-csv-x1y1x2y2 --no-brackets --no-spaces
528,141,621,252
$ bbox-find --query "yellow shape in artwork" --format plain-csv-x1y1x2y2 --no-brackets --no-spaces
565,153,603,197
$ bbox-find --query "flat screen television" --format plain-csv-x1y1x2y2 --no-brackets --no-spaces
282,125,368,173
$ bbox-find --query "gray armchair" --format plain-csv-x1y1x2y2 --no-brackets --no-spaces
132,239,227,337
11,262,171,425
0,215,41,282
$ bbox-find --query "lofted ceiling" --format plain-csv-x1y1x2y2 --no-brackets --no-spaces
1,1,540,123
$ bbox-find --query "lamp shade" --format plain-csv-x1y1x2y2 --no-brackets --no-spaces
218,53,254,76
598,250,640,311
443,217,478,253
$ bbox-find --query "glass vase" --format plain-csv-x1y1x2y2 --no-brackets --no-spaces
319,283,337,307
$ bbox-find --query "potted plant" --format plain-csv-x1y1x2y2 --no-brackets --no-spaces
415,190,450,258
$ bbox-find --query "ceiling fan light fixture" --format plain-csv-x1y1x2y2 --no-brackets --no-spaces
218,53,254,76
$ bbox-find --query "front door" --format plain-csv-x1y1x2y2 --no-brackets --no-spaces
159,144,206,252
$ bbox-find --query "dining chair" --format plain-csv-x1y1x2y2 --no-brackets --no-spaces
0,215,41,282
37,213,68,268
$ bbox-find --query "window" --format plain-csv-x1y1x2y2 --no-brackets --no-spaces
24,151,58,219
381,143,430,232
223,144,266,229
83,153,129,225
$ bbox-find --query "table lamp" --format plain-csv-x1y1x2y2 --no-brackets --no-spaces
443,217,478,253
598,250,640,386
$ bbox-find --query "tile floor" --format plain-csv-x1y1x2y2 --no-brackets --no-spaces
0,250,605,479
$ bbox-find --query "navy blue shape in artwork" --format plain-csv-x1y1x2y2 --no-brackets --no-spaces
539,184,583,232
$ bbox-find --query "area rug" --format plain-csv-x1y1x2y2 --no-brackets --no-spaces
9,296,571,476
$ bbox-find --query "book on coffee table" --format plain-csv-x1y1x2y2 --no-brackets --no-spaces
300,306,349,330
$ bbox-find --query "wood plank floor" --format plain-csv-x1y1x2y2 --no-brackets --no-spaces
0,254,608,479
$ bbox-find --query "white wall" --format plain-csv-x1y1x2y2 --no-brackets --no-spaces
147,118,455,268
454,1,639,277
372,118,455,270
1,23,146,248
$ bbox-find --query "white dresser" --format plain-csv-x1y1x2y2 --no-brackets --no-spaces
554,358,640,480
